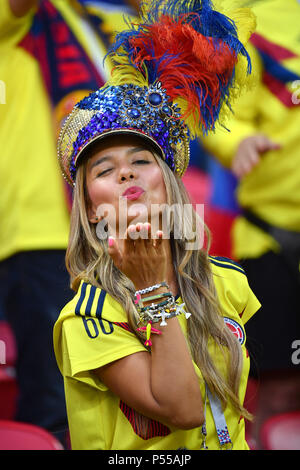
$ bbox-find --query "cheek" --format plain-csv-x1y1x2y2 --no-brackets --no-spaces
150,169,167,203
87,181,110,208
87,180,119,227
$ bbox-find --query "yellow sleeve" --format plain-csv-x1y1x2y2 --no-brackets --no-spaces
53,283,147,392
60,315,146,390
238,274,261,325
201,43,264,168
0,0,35,44
210,257,261,325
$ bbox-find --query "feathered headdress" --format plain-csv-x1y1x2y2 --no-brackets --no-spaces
58,0,256,186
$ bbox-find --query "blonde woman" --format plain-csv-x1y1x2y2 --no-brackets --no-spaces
54,0,259,450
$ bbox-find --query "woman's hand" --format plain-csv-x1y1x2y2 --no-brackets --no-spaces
232,134,281,178
107,222,168,290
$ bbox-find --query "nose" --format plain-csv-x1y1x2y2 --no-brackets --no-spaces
118,166,135,183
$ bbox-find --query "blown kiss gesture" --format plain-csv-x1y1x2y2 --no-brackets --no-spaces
107,223,168,292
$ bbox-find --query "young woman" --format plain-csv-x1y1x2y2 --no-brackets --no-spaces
54,0,260,450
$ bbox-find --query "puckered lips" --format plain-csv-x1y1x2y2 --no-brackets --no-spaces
122,186,145,201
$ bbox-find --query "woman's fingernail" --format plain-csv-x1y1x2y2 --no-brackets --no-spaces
108,237,114,247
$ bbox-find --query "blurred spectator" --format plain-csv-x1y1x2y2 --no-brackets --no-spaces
0,0,136,445
202,0,300,449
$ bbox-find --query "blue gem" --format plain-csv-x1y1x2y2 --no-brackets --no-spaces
124,98,132,107
162,105,172,116
127,108,141,119
148,92,163,106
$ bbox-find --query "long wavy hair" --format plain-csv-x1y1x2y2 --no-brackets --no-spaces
66,146,251,420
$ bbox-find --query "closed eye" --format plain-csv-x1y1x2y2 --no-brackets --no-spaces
97,168,112,177
133,159,151,164
96,160,150,177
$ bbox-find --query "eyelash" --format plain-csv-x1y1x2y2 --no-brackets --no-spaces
134,159,150,165
97,169,111,177
97,160,150,177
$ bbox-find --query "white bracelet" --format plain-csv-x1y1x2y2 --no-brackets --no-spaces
135,281,169,296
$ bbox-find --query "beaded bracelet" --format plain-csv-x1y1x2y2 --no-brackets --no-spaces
134,282,170,309
139,300,191,326
141,306,178,326
135,282,169,296
137,301,192,346
134,282,192,347
139,296,175,313
139,299,176,323
140,292,172,303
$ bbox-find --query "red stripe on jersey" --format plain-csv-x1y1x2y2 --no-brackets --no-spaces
113,322,133,332
119,400,170,440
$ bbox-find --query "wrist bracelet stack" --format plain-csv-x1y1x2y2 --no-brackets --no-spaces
134,282,191,347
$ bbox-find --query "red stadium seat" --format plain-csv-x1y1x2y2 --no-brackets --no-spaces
260,411,300,450
0,321,19,419
0,321,17,366
0,420,64,450
0,368,18,420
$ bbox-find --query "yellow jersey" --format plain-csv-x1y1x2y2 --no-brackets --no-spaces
202,0,300,260
53,257,261,450
0,0,131,261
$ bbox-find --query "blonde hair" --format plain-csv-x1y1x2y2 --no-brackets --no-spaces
66,148,251,420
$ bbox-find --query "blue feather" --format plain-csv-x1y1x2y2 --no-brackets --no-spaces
141,0,251,73
106,0,252,133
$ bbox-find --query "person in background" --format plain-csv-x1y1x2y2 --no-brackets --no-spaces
202,0,300,450
0,0,136,444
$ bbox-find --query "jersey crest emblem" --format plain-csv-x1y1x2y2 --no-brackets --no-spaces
224,317,245,345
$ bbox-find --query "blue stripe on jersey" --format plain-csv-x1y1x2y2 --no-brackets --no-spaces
212,256,245,270
209,256,246,275
95,289,107,319
86,285,97,315
75,282,107,317
75,282,88,316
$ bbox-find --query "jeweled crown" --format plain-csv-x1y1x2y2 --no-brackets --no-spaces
58,81,190,186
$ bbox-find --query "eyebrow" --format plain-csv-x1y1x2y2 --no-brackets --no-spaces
90,147,149,170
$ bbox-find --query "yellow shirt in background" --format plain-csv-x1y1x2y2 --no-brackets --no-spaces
0,0,131,261
202,0,300,260
0,0,70,260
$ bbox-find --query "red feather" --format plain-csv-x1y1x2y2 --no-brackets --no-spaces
129,15,237,129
